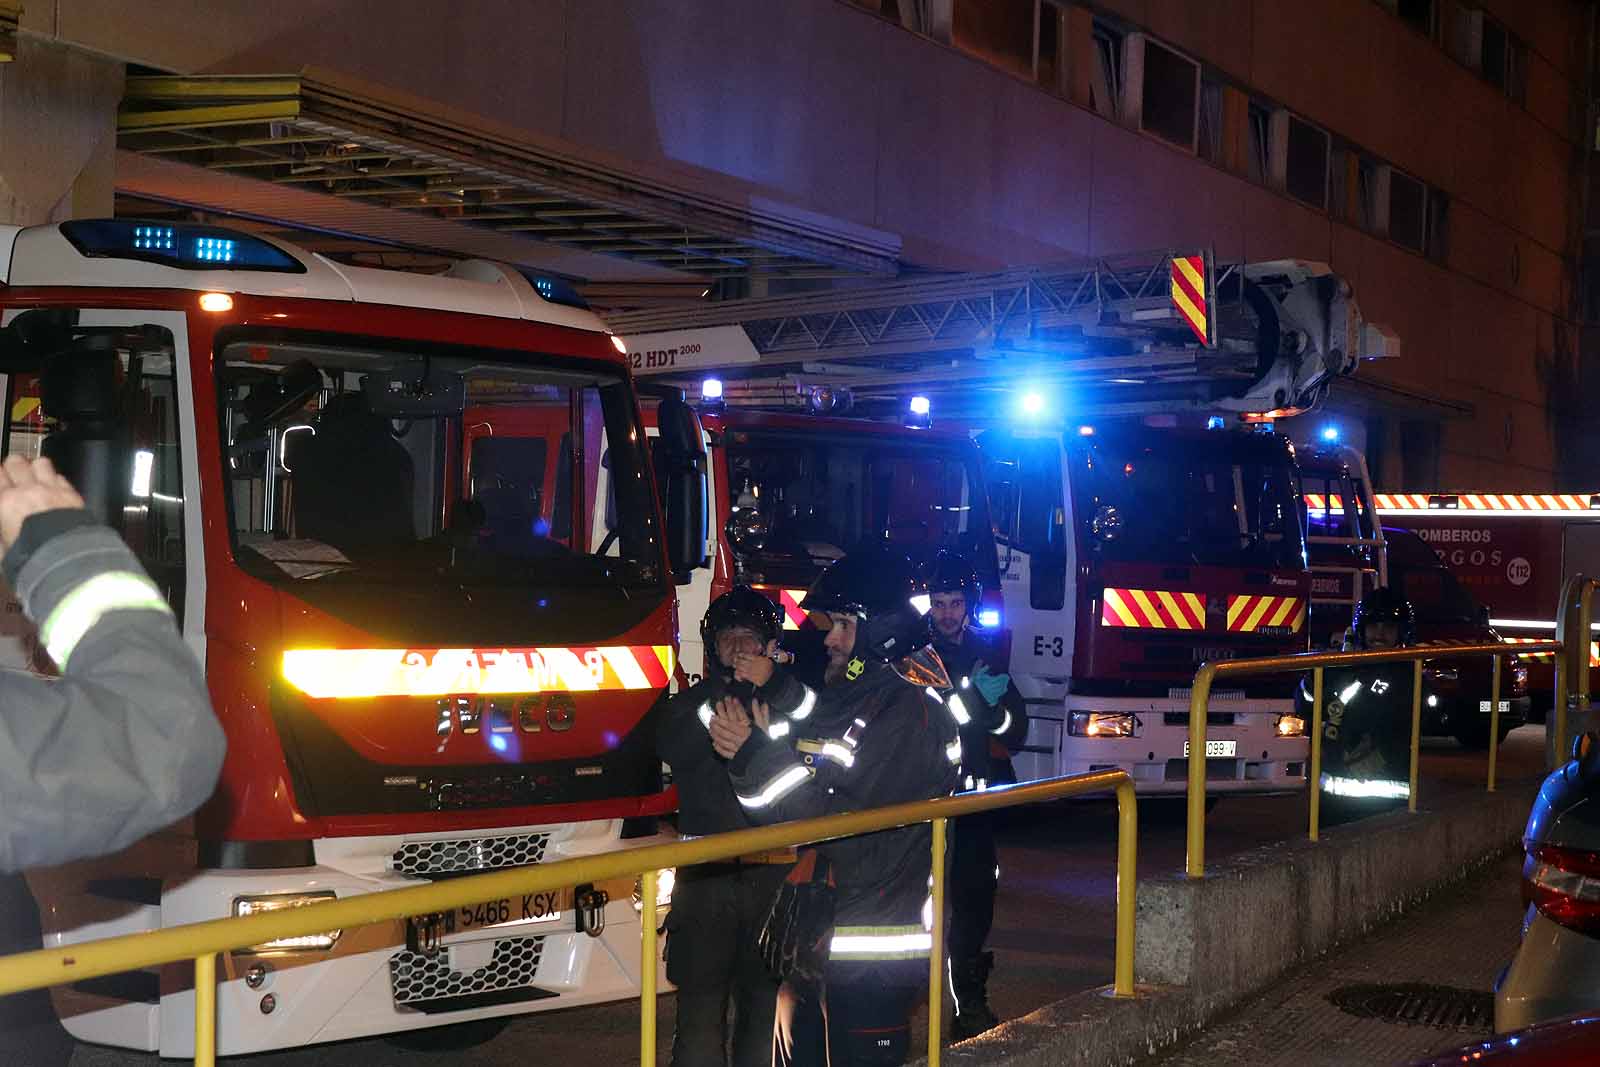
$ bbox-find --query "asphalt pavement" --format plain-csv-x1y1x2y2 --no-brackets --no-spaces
67,726,1551,1066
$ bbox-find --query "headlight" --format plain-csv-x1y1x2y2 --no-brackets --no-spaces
633,867,676,912
232,892,341,953
1274,713,1306,737
1068,712,1139,738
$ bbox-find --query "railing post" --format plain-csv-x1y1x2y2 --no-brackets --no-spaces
1112,780,1138,998
1409,659,1423,813
1309,666,1324,842
929,817,947,1065
1488,654,1502,793
194,953,216,1067
1186,664,1215,878
640,869,657,1067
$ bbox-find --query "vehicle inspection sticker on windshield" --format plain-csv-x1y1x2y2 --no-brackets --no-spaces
1183,740,1238,758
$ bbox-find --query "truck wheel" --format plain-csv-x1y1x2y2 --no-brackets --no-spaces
1453,719,1516,751
386,1018,510,1051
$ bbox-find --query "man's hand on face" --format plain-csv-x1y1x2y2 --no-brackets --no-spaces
732,647,775,687
709,697,754,759
0,456,85,553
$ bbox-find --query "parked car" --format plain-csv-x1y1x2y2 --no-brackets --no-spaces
1410,1013,1600,1065
1495,732,1600,1032
1385,527,1530,749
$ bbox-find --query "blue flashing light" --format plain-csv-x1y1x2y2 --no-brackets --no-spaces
1077,424,1095,436
489,734,509,754
909,395,931,417
702,377,724,401
60,219,305,273
1020,392,1046,417
523,273,590,309
1206,415,1226,430
1320,424,1340,443
976,609,1001,629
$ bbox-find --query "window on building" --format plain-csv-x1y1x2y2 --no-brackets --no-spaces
1247,102,1272,184
1285,116,1329,210
1451,6,1527,102
1036,0,1064,94
1376,0,1436,37
953,0,1035,79
1329,145,1352,222
1427,191,1450,261
1197,78,1224,165
1388,169,1427,253
1139,38,1199,150
1090,22,1125,119
1358,158,1384,232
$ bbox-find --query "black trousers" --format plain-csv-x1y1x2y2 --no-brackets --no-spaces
947,812,997,964
666,862,788,1067
774,976,921,1067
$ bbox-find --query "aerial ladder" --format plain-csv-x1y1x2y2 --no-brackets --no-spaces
606,250,1398,419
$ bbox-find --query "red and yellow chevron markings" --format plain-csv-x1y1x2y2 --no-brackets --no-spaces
1101,588,1207,630
1171,253,1210,346
281,645,675,699
752,586,810,630
1226,594,1306,634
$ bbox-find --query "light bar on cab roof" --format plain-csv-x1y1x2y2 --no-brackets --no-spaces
282,645,674,699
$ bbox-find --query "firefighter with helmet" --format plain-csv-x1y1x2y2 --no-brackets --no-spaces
707,548,958,1066
1296,586,1416,824
657,586,808,1067
923,550,1028,1039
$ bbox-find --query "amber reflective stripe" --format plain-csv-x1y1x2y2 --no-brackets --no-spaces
1226,595,1305,633
1101,588,1205,629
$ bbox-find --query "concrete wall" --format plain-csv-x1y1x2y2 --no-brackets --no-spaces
10,0,1589,487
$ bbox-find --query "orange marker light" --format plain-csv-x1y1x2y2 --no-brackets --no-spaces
199,292,235,313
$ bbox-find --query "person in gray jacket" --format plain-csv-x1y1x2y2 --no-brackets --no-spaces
0,454,225,870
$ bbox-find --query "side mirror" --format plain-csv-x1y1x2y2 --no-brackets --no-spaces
1091,504,1123,541
725,507,768,557
653,392,709,584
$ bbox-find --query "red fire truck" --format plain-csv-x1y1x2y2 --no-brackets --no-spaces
611,252,1393,797
0,219,707,1055
1372,492,1600,722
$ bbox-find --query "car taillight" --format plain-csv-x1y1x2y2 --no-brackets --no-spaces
1524,843,1600,937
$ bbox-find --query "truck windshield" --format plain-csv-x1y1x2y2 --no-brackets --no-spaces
218,334,662,591
1076,438,1305,568
724,430,995,584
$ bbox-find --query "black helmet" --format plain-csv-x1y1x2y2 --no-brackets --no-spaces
1351,586,1416,648
922,550,981,614
700,586,784,652
804,547,931,662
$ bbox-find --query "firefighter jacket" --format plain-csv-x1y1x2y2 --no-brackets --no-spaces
727,659,958,974
0,509,225,871
931,632,1029,789
657,665,818,837
1296,661,1413,800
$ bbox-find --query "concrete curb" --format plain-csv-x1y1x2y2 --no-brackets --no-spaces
916,782,1537,1065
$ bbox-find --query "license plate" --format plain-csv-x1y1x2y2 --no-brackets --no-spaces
1183,740,1237,758
406,889,566,952
1478,700,1512,715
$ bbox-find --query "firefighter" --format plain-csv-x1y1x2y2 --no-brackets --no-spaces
1299,586,1416,824
0,455,226,1066
922,550,1028,1040
707,549,958,1067
657,586,809,1067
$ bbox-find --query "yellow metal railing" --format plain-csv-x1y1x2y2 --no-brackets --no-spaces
1184,640,1562,878
0,770,1137,1066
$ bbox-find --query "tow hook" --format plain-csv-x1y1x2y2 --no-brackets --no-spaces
575,884,608,938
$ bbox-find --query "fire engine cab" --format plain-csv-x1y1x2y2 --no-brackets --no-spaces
0,219,708,1055
610,251,1395,798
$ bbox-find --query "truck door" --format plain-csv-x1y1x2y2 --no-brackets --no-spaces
982,431,1074,678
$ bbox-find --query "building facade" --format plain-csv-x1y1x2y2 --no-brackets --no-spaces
0,0,1591,489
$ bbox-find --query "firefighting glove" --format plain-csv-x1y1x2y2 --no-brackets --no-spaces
758,850,836,985
971,664,1010,706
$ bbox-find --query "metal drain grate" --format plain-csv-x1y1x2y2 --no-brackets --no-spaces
1327,983,1494,1030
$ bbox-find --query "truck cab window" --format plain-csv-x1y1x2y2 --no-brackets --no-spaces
3,324,186,622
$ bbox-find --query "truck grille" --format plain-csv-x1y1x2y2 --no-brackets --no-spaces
391,833,552,879
390,936,546,1007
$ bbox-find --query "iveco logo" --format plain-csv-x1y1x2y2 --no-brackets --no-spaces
434,693,577,749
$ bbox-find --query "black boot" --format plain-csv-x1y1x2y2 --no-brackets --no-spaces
949,951,999,1041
